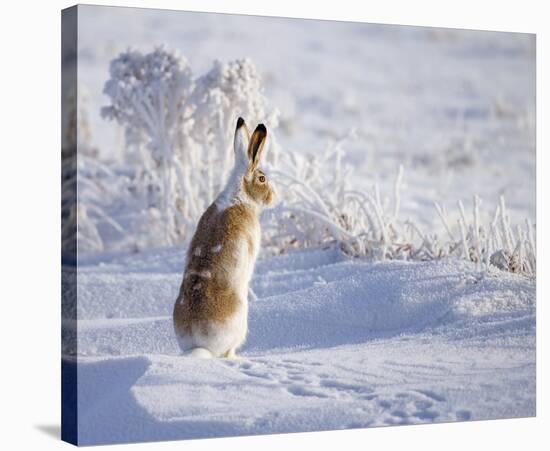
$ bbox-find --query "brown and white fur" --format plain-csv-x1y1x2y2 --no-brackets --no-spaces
173,118,275,358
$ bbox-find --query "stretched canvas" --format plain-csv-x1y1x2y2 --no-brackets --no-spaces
61,4,536,446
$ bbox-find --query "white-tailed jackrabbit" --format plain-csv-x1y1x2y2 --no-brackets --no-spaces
173,117,275,358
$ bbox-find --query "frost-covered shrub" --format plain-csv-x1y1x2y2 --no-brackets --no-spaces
63,86,104,255
262,127,535,276
261,128,407,260
190,59,278,156
100,48,279,248
264,133,369,252
267,151,536,276
176,58,280,220
101,47,194,244
101,47,193,165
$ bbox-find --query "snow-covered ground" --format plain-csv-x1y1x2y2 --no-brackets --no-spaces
65,246,535,445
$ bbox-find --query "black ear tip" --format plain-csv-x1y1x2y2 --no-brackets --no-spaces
256,123,267,134
236,117,245,129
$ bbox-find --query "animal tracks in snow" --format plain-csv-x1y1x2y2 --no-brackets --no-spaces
216,341,528,432
226,355,450,425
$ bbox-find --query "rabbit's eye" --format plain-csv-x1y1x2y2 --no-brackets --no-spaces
259,175,266,183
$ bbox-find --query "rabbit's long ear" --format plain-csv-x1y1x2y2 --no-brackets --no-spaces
234,117,250,169
248,124,267,171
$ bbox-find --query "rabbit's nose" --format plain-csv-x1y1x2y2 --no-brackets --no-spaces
265,184,276,205
269,184,277,201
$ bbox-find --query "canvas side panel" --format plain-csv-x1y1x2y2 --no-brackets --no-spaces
61,5,78,446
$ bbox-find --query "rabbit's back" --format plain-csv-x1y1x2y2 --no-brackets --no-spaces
173,202,259,353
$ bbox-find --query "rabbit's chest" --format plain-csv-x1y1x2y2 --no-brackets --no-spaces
231,224,260,299
247,221,261,260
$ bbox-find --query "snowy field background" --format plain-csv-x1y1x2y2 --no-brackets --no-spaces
63,5,536,445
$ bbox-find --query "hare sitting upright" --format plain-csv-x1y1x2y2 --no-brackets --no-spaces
173,117,275,358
